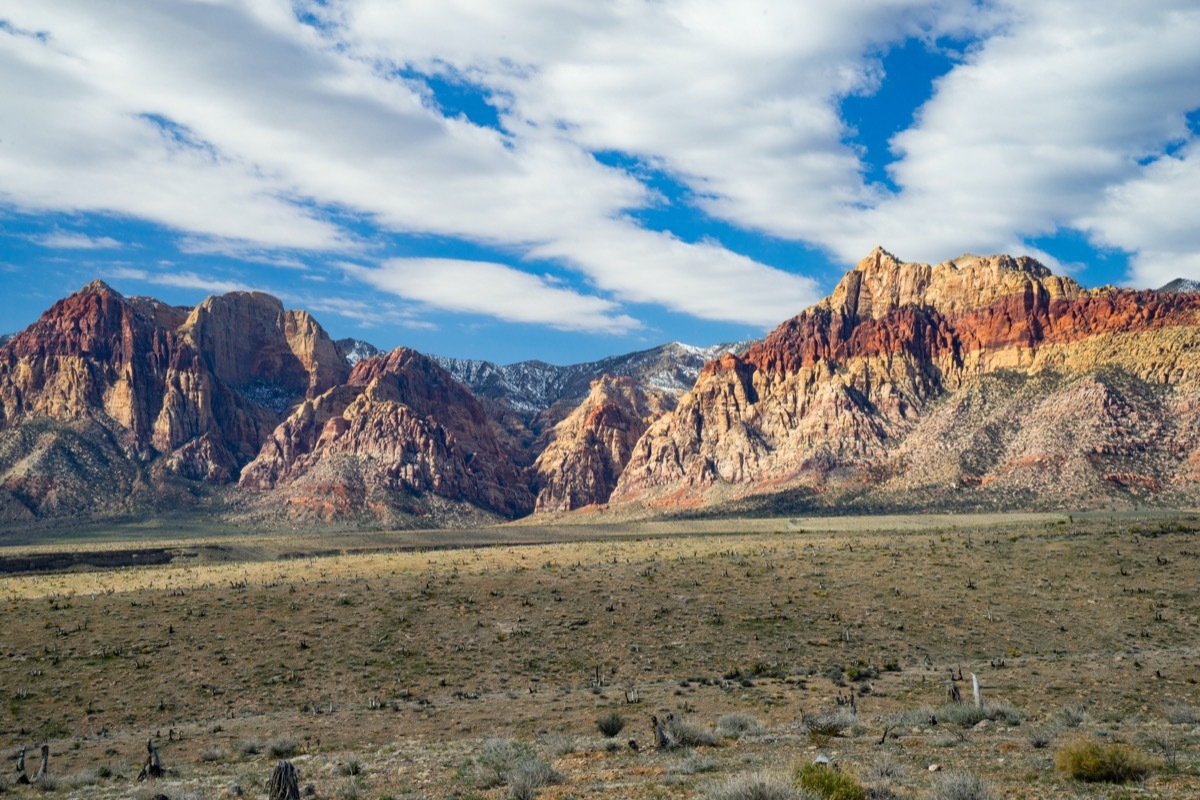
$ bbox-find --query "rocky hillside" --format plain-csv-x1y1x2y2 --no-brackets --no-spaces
433,340,752,416
1158,278,1200,294
238,348,532,525
531,376,676,512
611,248,1200,513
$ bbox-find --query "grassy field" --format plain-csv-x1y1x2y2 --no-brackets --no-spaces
2,511,1200,799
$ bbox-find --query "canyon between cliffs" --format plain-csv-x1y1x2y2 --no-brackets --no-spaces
1,247,1198,532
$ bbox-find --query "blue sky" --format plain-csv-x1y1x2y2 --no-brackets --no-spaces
1,2,1198,365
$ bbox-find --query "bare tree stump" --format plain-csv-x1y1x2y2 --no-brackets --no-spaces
34,744,48,783
971,673,982,709
138,736,164,781
268,760,300,800
15,746,29,784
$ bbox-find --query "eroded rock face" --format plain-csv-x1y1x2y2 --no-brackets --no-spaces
0,281,348,519
239,348,533,522
532,375,676,512
612,248,1200,511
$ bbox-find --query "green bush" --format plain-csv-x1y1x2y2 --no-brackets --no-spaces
1055,738,1153,783
794,762,867,800
596,712,626,738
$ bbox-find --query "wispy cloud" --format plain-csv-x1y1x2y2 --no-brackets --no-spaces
33,231,123,249
108,267,254,295
345,258,641,334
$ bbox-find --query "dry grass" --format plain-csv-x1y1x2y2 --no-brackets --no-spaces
0,511,1198,798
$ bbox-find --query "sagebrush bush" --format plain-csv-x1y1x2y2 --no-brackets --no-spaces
472,739,535,789
505,757,563,800
802,709,855,741
268,737,299,758
1165,704,1200,725
663,715,720,749
596,712,626,738
1055,738,1154,783
931,772,991,800
716,712,765,739
539,731,576,757
701,771,799,800
794,762,867,800
1055,705,1089,728
937,701,1022,728
861,751,906,782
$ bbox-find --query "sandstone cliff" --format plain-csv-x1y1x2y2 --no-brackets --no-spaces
0,282,348,518
612,248,1200,511
239,347,533,523
532,375,676,512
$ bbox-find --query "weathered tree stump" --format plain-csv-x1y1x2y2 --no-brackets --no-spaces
138,736,164,781
268,760,300,800
34,744,48,783
14,746,29,784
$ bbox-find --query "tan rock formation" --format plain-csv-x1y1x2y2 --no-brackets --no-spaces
240,348,533,521
532,375,675,512
612,249,1200,511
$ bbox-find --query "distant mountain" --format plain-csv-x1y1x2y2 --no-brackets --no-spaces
1157,278,1200,294
612,248,1200,514
0,334,11,348
334,337,384,365
432,340,754,416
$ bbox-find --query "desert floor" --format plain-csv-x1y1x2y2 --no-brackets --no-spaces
2,510,1199,799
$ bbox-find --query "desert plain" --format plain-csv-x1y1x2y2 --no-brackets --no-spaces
2,511,1200,799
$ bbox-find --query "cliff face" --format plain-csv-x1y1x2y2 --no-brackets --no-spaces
612,248,1200,511
531,375,676,512
238,348,533,523
0,282,348,517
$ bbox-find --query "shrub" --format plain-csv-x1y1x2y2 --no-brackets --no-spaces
1026,728,1054,749
200,746,224,762
670,753,718,775
663,716,720,749
701,771,799,800
539,732,576,757
931,772,992,800
794,762,867,800
597,712,626,738
937,701,1022,728
505,757,562,800
472,739,534,789
802,709,855,742
268,737,299,758
1055,738,1154,783
1165,704,1200,725
238,739,262,756
716,713,765,739
1055,705,1089,728
860,752,906,782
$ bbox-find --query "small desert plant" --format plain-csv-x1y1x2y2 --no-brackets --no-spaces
200,745,224,762
268,738,300,758
802,709,855,742
539,732,576,757
338,759,363,777
1054,705,1089,728
931,772,991,800
794,762,867,800
861,751,906,782
1026,728,1055,749
471,739,535,789
717,712,765,739
335,777,362,800
597,712,626,738
238,739,263,757
670,752,718,775
1165,704,1200,725
505,757,563,800
663,715,720,749
1055,737,1154,783
701,771,799,800
937,701,1022,728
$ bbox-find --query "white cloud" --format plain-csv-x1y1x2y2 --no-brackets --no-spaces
824,1,1200,281
108,267,255,295
345,259,641,334
4,0,1199,342
33,231,123,249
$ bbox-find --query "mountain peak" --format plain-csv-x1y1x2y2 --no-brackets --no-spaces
830,249,1077,321
78,278,121,297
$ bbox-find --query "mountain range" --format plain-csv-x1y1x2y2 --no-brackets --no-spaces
0,253,1197,528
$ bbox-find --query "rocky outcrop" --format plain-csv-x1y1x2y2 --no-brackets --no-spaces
0,282,348,520
239,348,533,523
532,376,676,512
612,248,1200,511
